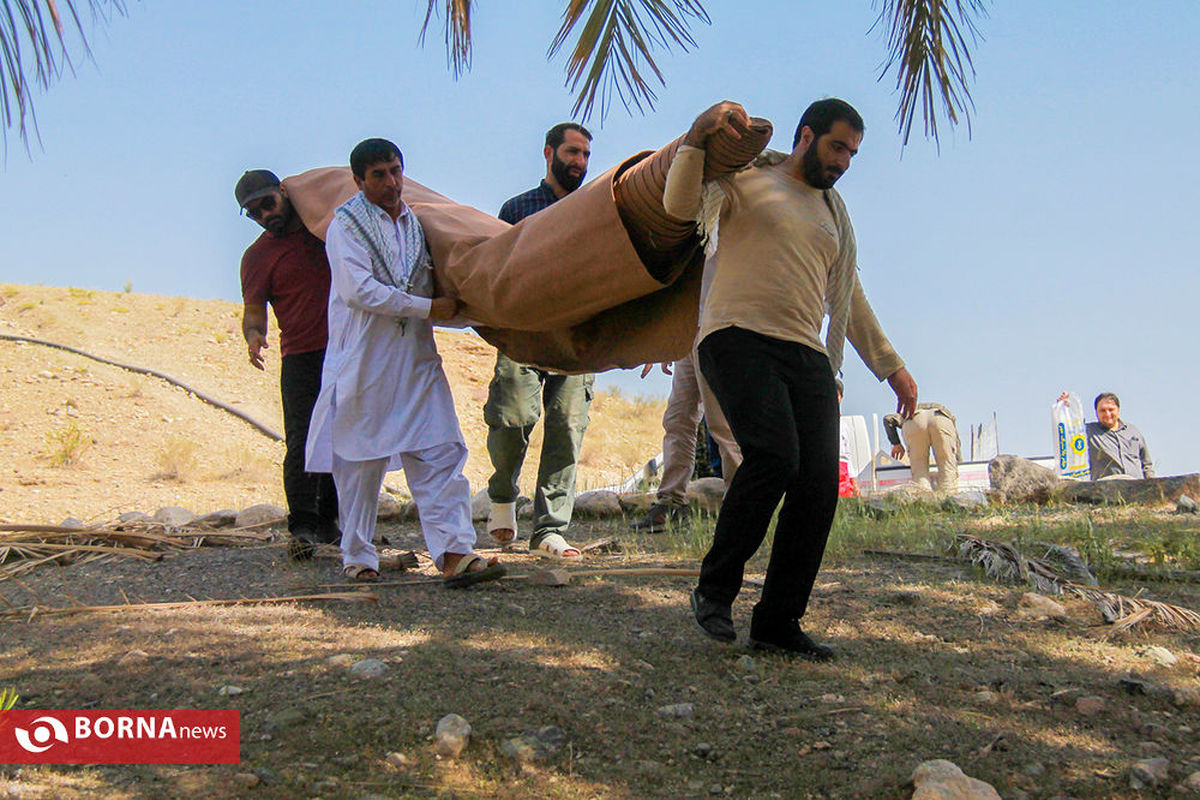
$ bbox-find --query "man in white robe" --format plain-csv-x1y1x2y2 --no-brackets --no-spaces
306,138,503,587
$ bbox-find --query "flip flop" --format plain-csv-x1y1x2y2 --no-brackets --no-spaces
443,554,507,589
487,502,518,548
531,533,582,561
343,563,380,582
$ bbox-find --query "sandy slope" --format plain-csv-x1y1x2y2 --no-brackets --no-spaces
0,284,665,525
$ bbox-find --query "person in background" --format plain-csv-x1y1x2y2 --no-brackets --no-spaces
1086,392,1154,480
884,403,960,493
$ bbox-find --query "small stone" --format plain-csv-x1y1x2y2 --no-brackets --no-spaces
1141,645,1178,667
119,649,150,665
691,742,714,759
332,754,358,767
235,503,286,528
735,655,758,672
267,706,312,730
500,736,538,764
1017,592,1067,620
195,509,238,528
116,511,154,525
573,489,623,517
327,653,356,668
348,658,388,679
217,685,245,697
250,767,275,784
434,714,471,758
1130,756,1170,789
974,690,1000,706
1075,695,1106,715
385,752,410,768
531,726,565,754
59,517,85,529
1182,771,1200,790
232,773,259,788
376,492,405,520
818,694,845,704
910,759,1001,800
656,703,695,719
1177,495,1199,514
153,506,196,527
708,784,723,795
1023,762,1045,776
1140,722,1168,740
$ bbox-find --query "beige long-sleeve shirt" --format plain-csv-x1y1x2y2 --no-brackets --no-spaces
664,146,903,381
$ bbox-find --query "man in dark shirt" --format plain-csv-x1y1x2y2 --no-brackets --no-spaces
236,169,339,560
484,123,594,560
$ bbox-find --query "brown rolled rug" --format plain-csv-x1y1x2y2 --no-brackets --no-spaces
281,117,773,373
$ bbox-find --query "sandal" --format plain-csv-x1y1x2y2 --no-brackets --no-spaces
487,502,518,548
443,553,507,589
531,533,582,561
343,563,380,582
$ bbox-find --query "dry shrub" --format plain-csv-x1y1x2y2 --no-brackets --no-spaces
154,436,200,482
44,421,91,467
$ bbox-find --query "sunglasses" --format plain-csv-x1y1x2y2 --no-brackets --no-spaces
244,195,278,219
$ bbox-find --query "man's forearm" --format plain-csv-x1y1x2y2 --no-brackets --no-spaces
663,145,706,220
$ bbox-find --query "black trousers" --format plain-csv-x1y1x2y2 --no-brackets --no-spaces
697,327,840,623
280,349,338,534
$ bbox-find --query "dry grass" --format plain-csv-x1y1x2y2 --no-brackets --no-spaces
43,421,92,467
152,436,201,482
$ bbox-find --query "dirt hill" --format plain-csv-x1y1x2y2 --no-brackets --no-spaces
0,283,666,525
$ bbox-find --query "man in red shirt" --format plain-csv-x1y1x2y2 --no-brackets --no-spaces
236,169,339,559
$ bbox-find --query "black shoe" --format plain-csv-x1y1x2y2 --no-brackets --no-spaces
315,519,342,545
630,502,690,533
287,528,319,561
690,588,736,642
748,621,835,662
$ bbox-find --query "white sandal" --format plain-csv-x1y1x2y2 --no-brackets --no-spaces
487,502,518,548
531,532,581,561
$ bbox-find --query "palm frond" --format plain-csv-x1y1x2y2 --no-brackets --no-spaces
420,0,472,78
0,0,125,150
874,0,988,147
548,0,709,121
956,534,1200,635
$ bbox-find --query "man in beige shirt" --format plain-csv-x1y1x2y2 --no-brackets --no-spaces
667,98,918,660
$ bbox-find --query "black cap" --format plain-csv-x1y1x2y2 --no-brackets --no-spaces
234,169,281,210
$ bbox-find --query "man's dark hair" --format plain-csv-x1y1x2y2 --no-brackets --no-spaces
350,138,404,179
792,98,865,148
545,122,592,150
1094,392,1121,410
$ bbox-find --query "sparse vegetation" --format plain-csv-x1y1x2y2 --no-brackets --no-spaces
43,421,91,466
153,435,200,482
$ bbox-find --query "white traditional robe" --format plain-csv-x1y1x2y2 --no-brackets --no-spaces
306,201,465,471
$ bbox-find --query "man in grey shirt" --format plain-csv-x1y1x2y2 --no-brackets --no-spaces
1087,392,1154,480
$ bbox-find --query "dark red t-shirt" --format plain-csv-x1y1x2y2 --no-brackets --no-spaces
240,226,331,356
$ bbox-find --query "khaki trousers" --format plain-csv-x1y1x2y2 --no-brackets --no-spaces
658,348,742,505
901,409,959,492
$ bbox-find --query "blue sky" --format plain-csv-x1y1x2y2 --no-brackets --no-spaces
2,1,1197,475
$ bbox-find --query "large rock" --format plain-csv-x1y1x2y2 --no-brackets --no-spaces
236,504,286,528
686,477,726,514
573,490,623,518
988,455,1060,504
1056,473,1200,507
376,493,405,521
618,492,656,514
910,759,1001,800
194,509,238,528
153,506,196,527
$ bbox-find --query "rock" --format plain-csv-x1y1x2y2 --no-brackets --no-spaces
470,488,491,521
573,490,623,518
691,742,715,759
943,490,989,511
1058,473,1200,507
973,690,1000,706
217,685,245,697
250,767,275,784
1172,687,1200,708
734,655,759,672
1182,771,1200,791
116,511,154,525
194,509,238,528
153,506,196,527
530,726,565,754
348,659,389,679
59,517,85,528
886,484,937,504
500,726,566,764
1177,494,1199,514
1140,646,1177,667
327,653,356,668
232,773,259,788
1022,762,1045,776
434,714,471,758
910,759,1001,800
500,735,539,764
860,497,896,519
988,455,1060,504
685,477,726,514
1075,695,1106,715
236,503,286,527
267,706,312,730
1017,592,1068,620
617,492,656,514
1130,756,1170,789
376,492,405,520
385,752,410,768
118,649,150,665
656,703,695,719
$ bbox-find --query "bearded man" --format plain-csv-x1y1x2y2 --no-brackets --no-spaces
484,122,594,560
669,99,918,659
